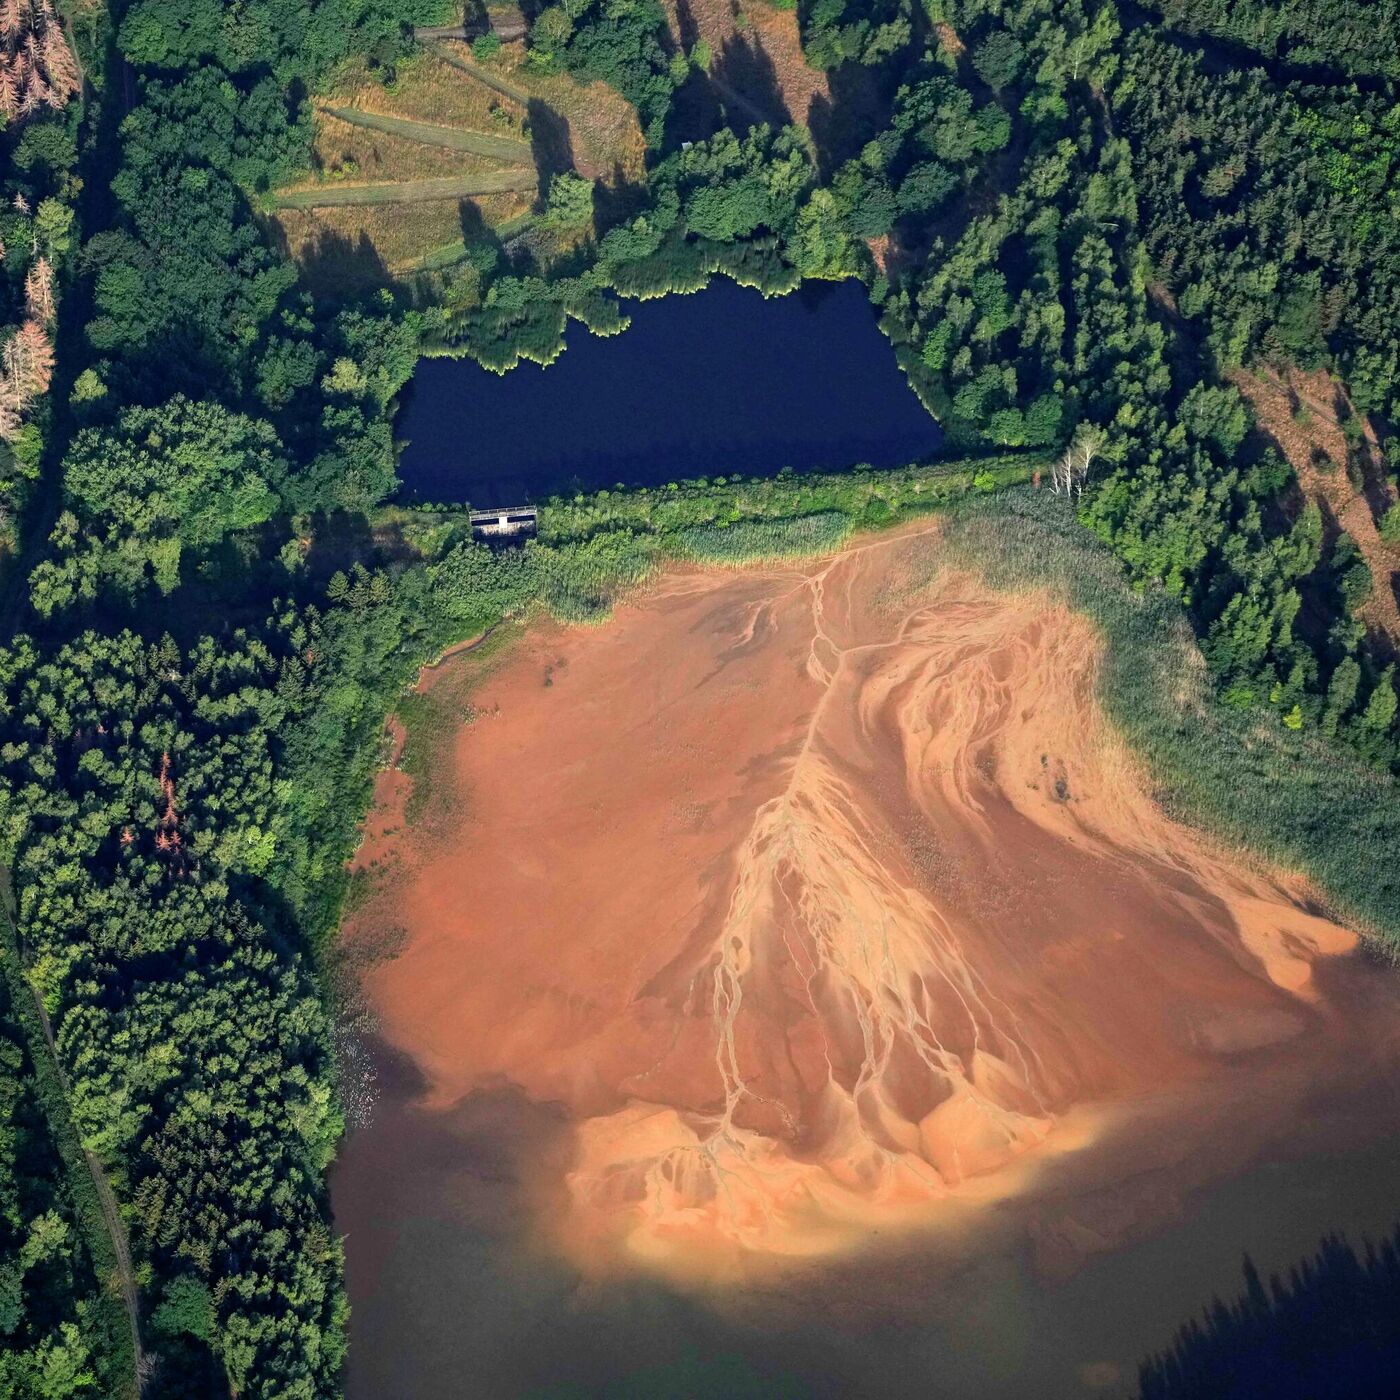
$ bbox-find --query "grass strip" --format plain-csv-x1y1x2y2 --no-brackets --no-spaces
275,170,536,208
426,42,531,105
320,105,531,163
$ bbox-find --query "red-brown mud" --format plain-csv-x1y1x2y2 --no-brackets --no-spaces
348,523,1400,1287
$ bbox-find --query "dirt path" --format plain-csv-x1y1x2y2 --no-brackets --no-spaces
1233,365,1400,648
319,105,531,162
415,9,526,43
426,42,531,105
414,23,470,40
27,986,146,1389
274,170,535,208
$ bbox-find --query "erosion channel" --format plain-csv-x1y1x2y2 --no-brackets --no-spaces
333,520,1400,1399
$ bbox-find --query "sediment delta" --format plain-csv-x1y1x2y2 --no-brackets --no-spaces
345,521,1400,1292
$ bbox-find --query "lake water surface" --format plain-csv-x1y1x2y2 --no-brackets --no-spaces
335,1049,1400,1399
394,279,944,506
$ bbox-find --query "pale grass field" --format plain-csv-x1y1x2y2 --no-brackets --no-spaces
271,188,532,292
269,40,642,285
436,40,646,182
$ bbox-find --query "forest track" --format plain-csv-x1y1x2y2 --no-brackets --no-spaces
414,10,528,44
0,877,146,1393
274,170,536,209
405,213,536,271
318,105,531,163
426,42,531,105
28,988,147,1391
414,23,469,40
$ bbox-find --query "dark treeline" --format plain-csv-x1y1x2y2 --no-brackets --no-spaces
1138,0,1400,82
1139,1227,1400,1399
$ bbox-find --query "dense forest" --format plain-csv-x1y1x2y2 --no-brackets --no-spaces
1140,0,1400,82
0,960,125,1398
0,0,1396,1394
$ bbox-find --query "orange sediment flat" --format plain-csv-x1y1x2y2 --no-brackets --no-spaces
350,521,1400,1280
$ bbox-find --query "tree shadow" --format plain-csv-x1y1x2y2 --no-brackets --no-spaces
592,161,650,234
461,1,490,40
1138,1228,1400,1400
808,59,899,180
674,0,703,51
665,69,726,147
527,96,577,195
457,197,507,263
663,0,796,145
282,227,393,301
301,508,419,583
1356,440,1392,525
713,30,792,128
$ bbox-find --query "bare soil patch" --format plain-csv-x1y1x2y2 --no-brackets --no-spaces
347,523,1400,1280
1233,364,1400,648
663,0,830,129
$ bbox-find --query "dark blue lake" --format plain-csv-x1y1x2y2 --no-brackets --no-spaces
394,278,944,506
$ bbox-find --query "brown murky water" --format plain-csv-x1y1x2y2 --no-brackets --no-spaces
333,524,1400,1398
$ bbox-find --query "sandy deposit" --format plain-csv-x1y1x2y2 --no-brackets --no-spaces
351,522,1400,1281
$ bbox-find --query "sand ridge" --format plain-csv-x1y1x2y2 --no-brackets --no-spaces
351,522,1392,1278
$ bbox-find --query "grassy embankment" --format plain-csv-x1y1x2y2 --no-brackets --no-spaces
351,469,1400,951
269,39,644,291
